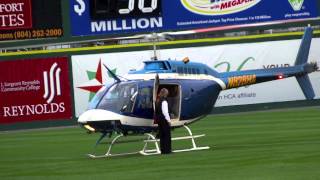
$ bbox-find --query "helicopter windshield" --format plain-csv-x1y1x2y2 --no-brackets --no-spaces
88,85,108,110
96,82,138,113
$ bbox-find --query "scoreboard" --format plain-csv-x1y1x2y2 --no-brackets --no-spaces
70,0,319,37
0,0,319,43
89,0,161,19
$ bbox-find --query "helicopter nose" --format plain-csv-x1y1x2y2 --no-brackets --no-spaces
78,109,121,124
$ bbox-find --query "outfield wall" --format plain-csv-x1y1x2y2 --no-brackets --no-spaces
72,38,320,117
1,32,320,130
0,57,73,124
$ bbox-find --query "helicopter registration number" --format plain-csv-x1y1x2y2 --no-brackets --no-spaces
227,75,256,88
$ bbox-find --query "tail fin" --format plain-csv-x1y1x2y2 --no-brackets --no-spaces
295,27,315,100
295,27,313,65
296,75,315,99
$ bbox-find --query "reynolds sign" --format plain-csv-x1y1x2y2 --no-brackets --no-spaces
0,57,72,124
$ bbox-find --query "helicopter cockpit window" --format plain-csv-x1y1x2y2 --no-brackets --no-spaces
97,82,138,113
144,62,167,70
134,86,153,118
136,87,153,109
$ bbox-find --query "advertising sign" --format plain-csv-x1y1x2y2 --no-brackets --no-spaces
0,0,32,30
0,57,72,124
0,0,63,41
71,38,320,117
70,0,319,37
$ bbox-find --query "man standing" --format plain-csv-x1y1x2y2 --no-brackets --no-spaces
155,88,172,154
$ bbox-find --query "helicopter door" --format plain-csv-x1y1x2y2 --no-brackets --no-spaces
158,84,181,121
153,74,159,111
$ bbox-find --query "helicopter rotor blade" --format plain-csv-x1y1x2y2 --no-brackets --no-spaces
105,17,319,41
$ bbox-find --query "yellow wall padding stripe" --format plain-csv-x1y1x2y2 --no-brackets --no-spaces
1,30,320,57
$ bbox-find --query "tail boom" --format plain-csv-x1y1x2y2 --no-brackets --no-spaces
218,27,318,100
219,62,318,99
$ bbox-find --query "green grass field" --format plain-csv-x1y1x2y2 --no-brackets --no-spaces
1,107,320,180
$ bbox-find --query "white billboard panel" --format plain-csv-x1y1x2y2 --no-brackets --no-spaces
72,38,320,116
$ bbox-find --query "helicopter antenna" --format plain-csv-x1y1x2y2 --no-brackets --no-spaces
103,64,121,83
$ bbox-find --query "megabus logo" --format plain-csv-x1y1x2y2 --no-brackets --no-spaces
181,0,261,16
43,62,61,104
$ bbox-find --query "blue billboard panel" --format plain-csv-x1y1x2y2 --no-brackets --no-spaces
70,0,319,37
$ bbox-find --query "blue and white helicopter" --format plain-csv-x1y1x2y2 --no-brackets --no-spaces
78,27,318,158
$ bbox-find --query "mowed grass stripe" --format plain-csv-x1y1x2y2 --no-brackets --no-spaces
0,107,320,180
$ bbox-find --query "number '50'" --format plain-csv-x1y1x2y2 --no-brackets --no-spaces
119,0,158,14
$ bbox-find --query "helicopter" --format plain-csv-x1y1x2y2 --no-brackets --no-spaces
78,27,318,158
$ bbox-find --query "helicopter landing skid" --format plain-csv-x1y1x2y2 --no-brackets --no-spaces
87,125,209,158
87,133,138,158
140,125,210,155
